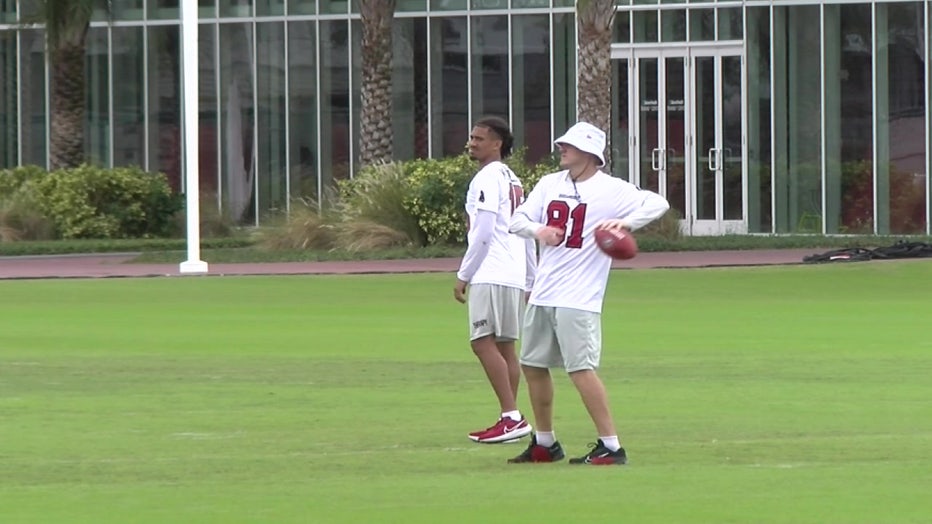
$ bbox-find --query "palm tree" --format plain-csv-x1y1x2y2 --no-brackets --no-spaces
358,0,397,168
576,0,615,167
27,1,109,170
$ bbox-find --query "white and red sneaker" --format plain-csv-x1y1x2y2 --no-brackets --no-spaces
469,417,532,443
468,422,497,441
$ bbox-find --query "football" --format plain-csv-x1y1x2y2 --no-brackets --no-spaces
594,228,638,260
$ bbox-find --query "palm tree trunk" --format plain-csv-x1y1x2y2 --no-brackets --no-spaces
358,0,397,168
576,0,615,167
49,41,86,170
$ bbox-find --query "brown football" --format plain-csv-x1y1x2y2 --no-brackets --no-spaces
594,228,638,260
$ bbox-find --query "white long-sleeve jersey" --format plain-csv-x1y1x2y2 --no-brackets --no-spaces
457,161,536,290
509,170,670,313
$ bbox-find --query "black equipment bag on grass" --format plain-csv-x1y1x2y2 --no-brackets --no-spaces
803,241,932,264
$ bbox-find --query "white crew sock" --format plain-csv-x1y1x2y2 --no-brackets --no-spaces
535,431,556,447
600,436,621,452
502,410,522,422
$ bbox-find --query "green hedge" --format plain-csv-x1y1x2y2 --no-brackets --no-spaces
0,164,182,240
0,237,254,257
396,150,561,245
0,165,45,198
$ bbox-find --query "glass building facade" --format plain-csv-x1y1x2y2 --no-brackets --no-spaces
1,0,930,235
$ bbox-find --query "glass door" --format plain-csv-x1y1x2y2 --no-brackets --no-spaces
624,48,687,222
690,47,746,235
613,44,746,235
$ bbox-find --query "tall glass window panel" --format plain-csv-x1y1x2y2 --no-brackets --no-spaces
398,0,427,12
220,0,253,17
746,7,772,233
878,2,927,234
392,17,429,160
198,24,219,200
430,0,466,10
148,26,181,188
773,6,822,233
111,27,145,169
470,16,509,129
661,10,686,43
611,58,629,181
824,4,873,234
351,19,361,172
694,56,714,220
320,0,349,14
1,29,16,167
717,8,742,41
85,28,109,166
289,0,316,14
256,0,285,16
613,11,631,44
430,17,469,158
689,9,714,42
319,20,351,192
148,0,179,20
0,0,15,23
471,0,507,9
666,57,686,218
256,22,287,216
20,29,47,167
200,0,217,17
19,29,48,167
638,57,660,193
219,23,256,224
720,55,743,221
633,10,659,43
112,0,144,21
512,15,551,163
287,21,318,200
552,13,576,147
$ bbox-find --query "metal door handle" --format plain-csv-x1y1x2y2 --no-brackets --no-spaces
651,148,662,171
708,148,723,172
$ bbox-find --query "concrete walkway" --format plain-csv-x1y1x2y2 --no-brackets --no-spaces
0,249,822,280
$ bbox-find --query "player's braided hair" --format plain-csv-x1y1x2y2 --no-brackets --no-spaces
475,116,514,159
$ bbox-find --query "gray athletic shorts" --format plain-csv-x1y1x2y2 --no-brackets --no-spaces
468,283,523,342
520,305,602,372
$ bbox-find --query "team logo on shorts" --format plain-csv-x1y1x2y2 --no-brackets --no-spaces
473,319,488,328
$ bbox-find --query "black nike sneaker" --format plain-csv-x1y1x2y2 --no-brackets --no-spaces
568,439,628,465
507,436,565,463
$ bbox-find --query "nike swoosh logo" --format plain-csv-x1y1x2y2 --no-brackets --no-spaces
502,421,528,434
585,452,611,463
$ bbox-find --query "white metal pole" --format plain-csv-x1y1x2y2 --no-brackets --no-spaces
179,0,208,274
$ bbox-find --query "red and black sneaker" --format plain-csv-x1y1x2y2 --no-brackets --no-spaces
467,421,499,441
472,416,532,444
507,436,565,463
568,439,628,465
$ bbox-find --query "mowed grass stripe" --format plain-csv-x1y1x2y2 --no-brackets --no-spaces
1,261,930,523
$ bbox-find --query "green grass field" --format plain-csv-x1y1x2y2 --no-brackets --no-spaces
2,261,930,523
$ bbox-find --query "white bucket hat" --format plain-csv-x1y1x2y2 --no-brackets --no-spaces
554,122,606,167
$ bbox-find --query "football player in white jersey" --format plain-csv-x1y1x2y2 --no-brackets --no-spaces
454,116,536,444
507,121,670,464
